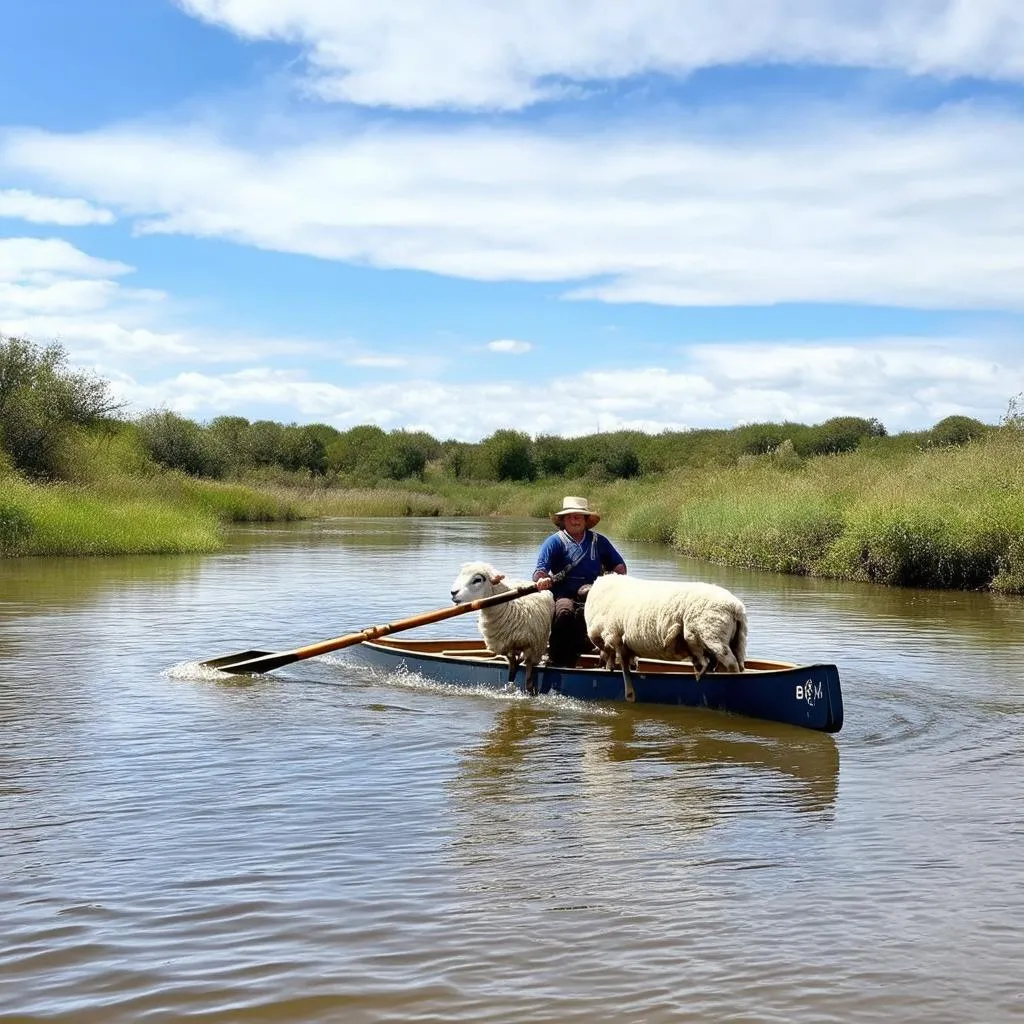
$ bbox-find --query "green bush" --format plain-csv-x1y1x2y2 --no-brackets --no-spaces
374,431,428,480
279,424,328,475
0,335,123,477
135,410,219,476
479,429,536,481
326,424,388,476
926,415,989,448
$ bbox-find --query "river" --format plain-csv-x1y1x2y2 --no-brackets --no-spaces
1,517,1022,1022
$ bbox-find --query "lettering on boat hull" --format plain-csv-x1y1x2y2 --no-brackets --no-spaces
796,680,823,705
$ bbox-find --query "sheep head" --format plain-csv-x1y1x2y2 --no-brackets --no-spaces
450,561,505,604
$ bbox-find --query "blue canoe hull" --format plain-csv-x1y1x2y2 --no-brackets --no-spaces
352,638,844,733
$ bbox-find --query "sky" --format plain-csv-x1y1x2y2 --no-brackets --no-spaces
2,1,1024,441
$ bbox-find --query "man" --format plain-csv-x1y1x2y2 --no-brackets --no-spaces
533,496,627,667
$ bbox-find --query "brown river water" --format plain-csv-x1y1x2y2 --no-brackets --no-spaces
1,517,1022,1023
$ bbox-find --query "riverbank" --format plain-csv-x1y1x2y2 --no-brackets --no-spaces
0,473,301,556
2,429,1022,594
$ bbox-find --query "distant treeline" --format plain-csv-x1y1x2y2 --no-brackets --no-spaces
0,334,999,486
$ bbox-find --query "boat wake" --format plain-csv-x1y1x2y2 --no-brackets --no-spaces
164,660,258,683
328,658,619,717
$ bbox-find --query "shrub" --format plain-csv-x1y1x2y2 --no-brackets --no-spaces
927,415,989,448
279,424,328,474
0,335,123,477
135,410,218,476
326,424,388,476
375,432,429,480
479,429,536,481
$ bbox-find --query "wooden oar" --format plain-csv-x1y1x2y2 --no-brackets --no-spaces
200,581,543,675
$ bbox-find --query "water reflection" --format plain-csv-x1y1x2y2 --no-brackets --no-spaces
442,701,840,925
0,553,205,613
456,703,838,818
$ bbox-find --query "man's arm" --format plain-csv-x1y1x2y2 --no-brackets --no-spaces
598,534,627,575
533,535,560,589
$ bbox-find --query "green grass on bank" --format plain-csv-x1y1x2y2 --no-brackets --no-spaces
2,428,1022,595
0,475,220,556
0,472,302,557
598,430,1024,594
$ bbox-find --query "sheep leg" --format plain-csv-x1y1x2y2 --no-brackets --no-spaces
707,643,739,674
588,628,612,671
515,655,539,697
669,625,696,666
524,659,539,697
683,627,712,680
616,643,636,702
506,653,530,695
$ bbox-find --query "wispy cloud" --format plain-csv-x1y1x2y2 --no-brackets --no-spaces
0,188,115,226
176,0,1024,109
0,237,130,281
0,236,391,368
5,106,1024,310
488,338,532,354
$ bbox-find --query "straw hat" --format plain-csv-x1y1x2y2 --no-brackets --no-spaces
551,496,601,528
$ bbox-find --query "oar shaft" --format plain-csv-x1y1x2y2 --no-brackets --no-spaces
289,582,539,660
207,581,541,673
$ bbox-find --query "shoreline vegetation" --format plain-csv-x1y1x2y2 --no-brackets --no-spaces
2,336,1022,594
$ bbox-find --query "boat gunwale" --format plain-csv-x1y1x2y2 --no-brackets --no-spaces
363,636,829,677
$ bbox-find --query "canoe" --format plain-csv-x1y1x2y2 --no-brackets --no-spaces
352,637,844,733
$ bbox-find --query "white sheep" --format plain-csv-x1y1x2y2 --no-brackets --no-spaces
584,574,747,701
449,561,555,696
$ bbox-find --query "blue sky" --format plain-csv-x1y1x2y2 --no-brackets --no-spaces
2,1,1024,441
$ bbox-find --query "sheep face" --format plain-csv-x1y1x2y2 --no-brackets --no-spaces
450,562,504,605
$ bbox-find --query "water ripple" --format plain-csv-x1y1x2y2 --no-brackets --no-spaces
2,518,1023,1022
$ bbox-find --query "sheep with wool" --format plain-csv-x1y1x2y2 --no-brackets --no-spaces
584,574,747,701
449,561,555,696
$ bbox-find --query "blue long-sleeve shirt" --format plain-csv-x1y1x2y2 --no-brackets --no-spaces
533,530,626,600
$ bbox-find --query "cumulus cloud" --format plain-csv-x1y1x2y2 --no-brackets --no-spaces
488,338,532,354
106,340,1023,439
5,107,1024,310
0,188,115,226
176,0,1024,110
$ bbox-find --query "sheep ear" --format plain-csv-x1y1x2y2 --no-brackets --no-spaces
491,573,505,584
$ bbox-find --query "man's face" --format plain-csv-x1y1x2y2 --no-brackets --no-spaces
562,512,586,533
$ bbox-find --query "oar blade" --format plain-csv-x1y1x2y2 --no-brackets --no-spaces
200,649,276,671
209,650,301,675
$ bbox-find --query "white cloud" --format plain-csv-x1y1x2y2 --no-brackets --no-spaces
0,237,130,282
176,0,1024,110
0,237,188,360
0,236,373,367
106,340,1024,439
488,338,532,354
0,188,115,226
5,108,1024,310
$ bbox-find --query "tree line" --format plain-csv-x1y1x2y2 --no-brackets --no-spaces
0,335,997,485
